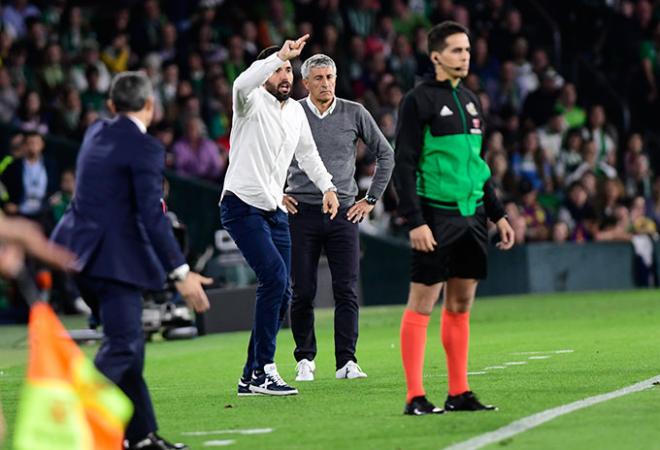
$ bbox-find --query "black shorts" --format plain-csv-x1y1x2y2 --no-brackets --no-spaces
411,205,488,285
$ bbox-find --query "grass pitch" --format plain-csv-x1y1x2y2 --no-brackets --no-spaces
1,290,660,449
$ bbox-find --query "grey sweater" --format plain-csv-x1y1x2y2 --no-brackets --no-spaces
286,97,395,206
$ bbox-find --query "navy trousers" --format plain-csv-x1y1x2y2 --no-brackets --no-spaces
75,275,157,444
220,194,291,379
289,203,360,369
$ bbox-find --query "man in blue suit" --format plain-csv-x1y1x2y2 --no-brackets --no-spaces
52,72,211,450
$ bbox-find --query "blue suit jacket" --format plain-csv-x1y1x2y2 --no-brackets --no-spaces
51,116,185,290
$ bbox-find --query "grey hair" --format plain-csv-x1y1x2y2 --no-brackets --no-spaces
109,71,153,112
300,54,337,79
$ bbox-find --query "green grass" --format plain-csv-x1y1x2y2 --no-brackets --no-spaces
2,290,660,449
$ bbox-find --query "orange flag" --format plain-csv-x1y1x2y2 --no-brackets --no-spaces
13,302,132,450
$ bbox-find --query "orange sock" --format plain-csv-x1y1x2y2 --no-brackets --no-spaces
441,307,470,396
400,309,430,403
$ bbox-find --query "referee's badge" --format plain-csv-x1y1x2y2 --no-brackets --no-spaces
466,102,478,116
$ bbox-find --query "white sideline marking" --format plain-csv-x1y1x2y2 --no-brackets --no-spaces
528,356,551,360
468,371,487,375
511,349,574,355
484,366,507,370
203,440,235,447
443,375,660,450
503,361,527,366
183,428,273,436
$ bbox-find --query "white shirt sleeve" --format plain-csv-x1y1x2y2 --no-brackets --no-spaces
294,112,334,193
232,52,286,117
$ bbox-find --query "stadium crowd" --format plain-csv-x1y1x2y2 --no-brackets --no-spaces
1,0,660,250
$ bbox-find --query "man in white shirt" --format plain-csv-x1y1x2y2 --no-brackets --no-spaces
220,34,339,396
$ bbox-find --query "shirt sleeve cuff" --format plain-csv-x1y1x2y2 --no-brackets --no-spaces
168,263,190,282
406,212,426,231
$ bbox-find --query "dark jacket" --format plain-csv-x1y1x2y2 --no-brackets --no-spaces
51,116,185,290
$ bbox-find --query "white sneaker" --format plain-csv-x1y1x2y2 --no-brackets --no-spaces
336,361,368,379
295,359,315,381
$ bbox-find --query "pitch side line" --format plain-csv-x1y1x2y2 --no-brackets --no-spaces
183,428,273,436
444,375,660,450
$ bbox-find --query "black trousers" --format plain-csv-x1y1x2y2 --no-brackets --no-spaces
289,203,360,369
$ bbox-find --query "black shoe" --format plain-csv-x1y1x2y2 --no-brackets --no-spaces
126,432,188,449
444,391,497,412
238,376,260,396
403,396,445,415
249,363,298,396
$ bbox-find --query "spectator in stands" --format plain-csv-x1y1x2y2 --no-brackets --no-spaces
80,65,106,113
581,105,617,164
101,33,130,73
491,8,525,61
471,36,499,94
389,35,417,91
173,116,224,182
625,153,652,199
565,139,617,186
391,0,429,40
258,0,296,47
552,221,570,243
537,109,565,166
623,133,645,176
556,129,583,186
518,179,551,241
131,0,167,57
224,35,247,85
640,20,660,106
489,60,522,114
556,83,586,129
511,130,549,190
13,90,47,134
59,6,89,59
240,21,259,62
595,177,626,229
0,67,19,123
346,0,377,38
51,85,82,139
187,52,205,98
37,43,65,101
646,176,660,229
522,68,561,128
2,131,57,232
49,167,74,224
557,181,597,242
2,0,40,39
487,148,514,199
70,41,111,93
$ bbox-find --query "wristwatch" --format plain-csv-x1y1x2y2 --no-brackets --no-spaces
364,194,377,205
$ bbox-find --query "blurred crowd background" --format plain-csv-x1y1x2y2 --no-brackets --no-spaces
1,0,660,253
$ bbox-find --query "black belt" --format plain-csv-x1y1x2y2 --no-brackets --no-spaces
421,196,484,209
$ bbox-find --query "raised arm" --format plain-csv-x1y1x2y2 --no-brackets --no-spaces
233,34,310,116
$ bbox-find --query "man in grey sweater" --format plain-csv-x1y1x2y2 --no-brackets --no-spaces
283,54,394,381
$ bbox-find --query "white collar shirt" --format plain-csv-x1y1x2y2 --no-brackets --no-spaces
126,114,147,134
222,53,334,211
305,95,337,119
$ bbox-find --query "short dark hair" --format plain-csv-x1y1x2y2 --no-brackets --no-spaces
24,130,43,140
257,45,279,60
109,71,153,113
428,21,470,53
